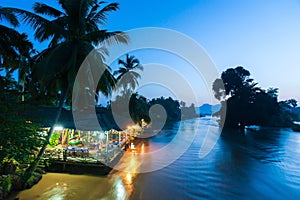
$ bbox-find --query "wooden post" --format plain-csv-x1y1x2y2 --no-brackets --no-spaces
119,132,121,148
105,131,109,163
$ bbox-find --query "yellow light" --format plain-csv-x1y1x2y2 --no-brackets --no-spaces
126,173,132,183
141,143,144,154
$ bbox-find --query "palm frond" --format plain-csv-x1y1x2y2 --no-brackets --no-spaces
6,7,49,31
32,42,77,82
118,59,128,68
86,1,100,19
33,2,63,17
90,2,119,25
131,58,140,64
34,16,69,42
94,45,109,60
59,0,71,17
135,64,144,71
83,30,129,46
113,67,127,76
130,71,141,79
0,25,31,65
97,69,117,97
0,7,19,27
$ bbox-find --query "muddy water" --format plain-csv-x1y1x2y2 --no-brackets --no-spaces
10,118,300,199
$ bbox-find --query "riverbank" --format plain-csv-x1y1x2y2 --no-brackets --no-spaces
43,150,124,175
5,136,150,200
2,132,138,200
6,118,300,199
0,171,43,200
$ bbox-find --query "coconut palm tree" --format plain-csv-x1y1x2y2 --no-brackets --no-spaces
16,34,36,102
114,54,143,92
4,0,128,181
0,6,20,67
0,7,36,102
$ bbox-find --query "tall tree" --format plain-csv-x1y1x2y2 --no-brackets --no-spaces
114,54,143,91
213,67,259,128
16,34,36,102
213,66,297,129
5,0,128,182
0,6,20,67
213,66,276,129
0,7,36,102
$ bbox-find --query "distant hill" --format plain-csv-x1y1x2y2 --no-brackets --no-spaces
196,104,221,116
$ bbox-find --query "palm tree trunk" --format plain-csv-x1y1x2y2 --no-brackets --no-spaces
19,69,26,102
22,86,69,184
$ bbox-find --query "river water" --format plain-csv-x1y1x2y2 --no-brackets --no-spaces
10,118,300,199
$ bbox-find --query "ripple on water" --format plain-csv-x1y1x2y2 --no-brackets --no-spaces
11,118,300,200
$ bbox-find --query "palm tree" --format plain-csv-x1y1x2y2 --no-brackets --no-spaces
0,7,36,102
17,34,36,102
0,6,20,67
114,54,143,92
4,0,128,181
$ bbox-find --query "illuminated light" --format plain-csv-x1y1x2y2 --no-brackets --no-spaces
141,143,145,154
38,131,48,136
26,120,32,124
54,126,64,131
115,179,126,200
126,173,132,183
63,183,67,190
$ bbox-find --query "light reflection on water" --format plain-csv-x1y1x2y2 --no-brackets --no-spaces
11,118,300,199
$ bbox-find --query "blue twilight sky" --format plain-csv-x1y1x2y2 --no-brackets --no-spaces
2,0,300,105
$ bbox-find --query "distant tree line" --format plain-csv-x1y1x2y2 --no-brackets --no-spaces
213,66,298,129
110,93,198,126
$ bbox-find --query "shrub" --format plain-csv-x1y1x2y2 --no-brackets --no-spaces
1,176,12,192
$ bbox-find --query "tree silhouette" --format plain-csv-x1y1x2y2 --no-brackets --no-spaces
213,66,295,129
149,97,181,122
114,54,143,92
0,7,37,103
5,0,128,181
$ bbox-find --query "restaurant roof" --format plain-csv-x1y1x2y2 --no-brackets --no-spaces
20,105,124,131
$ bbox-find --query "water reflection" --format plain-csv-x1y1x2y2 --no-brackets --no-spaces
11,118,300,199
130,119,300,199
10,149,141,200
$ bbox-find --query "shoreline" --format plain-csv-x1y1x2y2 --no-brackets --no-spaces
1,172,43,200
3,120,180,200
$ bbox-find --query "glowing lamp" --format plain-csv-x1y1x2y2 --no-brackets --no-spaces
54,126,64,131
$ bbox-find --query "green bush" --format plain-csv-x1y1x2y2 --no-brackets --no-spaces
1,176,12,192
1,157,19,175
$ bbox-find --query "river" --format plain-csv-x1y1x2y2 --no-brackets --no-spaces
10,118,300,199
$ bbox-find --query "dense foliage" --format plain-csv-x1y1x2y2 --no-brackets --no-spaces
0,74,46,175
1,0,129,181
149,97,181,122
111,92,195,126
213,66,298,129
